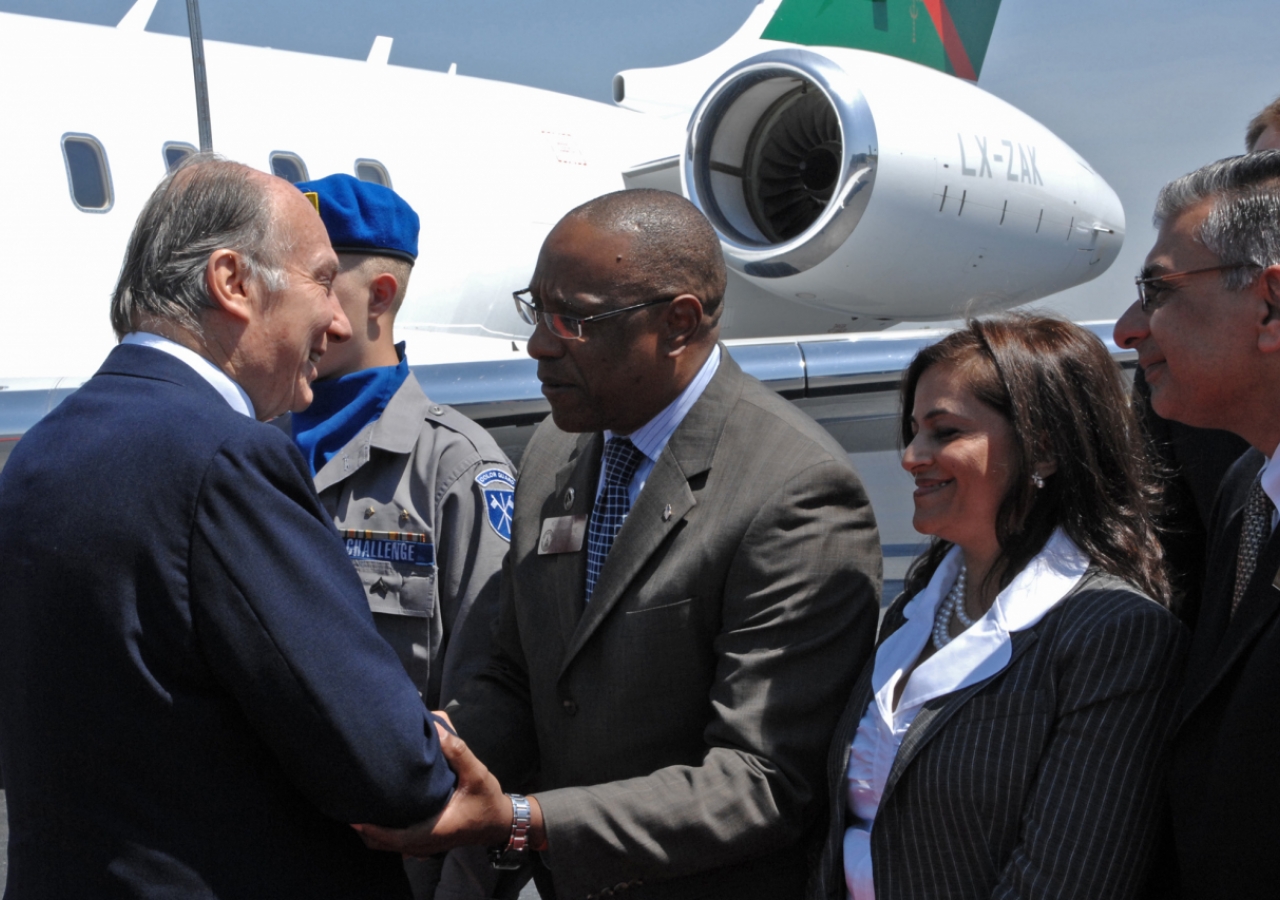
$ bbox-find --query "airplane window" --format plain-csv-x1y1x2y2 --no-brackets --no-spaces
61,134,113,212
355,159,391,188
269,152,309,183
163,142,197,172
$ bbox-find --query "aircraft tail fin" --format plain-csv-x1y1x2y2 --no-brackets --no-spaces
760,0,1003,81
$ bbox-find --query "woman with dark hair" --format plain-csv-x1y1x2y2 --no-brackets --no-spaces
809,313,1187,900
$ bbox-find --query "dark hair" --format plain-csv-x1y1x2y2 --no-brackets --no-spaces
110,154,285,339
563,188,727,327
900,313,1169,605
1246,95,1280,152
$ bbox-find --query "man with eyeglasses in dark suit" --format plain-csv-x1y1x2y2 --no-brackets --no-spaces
1114,149,1280,899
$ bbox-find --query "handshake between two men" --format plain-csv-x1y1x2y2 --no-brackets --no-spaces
0,158,881,900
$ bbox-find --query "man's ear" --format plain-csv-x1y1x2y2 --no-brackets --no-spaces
662,294,704,357
369,272,399,319
206,249,255,323
1257,264,1280,354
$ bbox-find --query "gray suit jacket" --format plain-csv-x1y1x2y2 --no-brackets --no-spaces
810,570,1186,900
449,351,881,900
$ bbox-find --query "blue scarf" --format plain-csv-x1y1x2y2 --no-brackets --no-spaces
292,344,411,477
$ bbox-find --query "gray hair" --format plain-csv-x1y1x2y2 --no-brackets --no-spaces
110,154,287,339
1153,150,1280,291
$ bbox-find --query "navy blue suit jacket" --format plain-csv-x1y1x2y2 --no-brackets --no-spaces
0,345,455,898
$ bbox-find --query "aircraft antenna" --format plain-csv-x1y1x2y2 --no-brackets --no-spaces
185,0,213,151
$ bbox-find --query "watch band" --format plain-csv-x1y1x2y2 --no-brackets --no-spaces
489,793,532,870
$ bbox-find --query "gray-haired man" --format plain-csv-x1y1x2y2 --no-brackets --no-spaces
1115,150,1280,899
0,156,457,898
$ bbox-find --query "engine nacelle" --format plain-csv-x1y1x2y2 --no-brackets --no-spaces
681,48,1124,321
684,49,878,280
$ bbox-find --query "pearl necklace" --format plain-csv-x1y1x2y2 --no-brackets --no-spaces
931,565,969,651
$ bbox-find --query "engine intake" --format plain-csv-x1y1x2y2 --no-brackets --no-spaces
683,49,877,278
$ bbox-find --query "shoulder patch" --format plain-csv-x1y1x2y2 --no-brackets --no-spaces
476,467,516,542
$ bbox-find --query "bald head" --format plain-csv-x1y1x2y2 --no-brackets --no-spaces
561,189,727,328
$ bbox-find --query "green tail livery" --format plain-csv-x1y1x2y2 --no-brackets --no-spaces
761,0,1003,81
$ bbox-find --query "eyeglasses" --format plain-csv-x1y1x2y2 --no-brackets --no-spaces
512,289,675,340
1134,263,1259,313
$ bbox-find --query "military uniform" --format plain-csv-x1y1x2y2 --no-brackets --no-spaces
316,373,514,710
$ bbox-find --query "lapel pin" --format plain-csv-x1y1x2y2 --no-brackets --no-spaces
364,506,376,518
662,503,673,522
564,487,575,509
400,509,411,524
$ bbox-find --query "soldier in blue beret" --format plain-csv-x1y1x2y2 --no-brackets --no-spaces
290,173,518,900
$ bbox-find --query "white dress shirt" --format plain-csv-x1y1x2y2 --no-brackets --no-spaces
843,529,1090,900
598,345,721,505
122,332,255,419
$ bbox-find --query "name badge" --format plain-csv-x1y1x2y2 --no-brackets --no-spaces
538,515,587,555
341,530,435,567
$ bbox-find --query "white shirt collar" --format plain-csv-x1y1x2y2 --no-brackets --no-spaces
873,529,1089,726
604,345,721,464
122,332,256,419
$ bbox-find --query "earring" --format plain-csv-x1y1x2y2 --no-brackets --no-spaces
1032,473,1045,489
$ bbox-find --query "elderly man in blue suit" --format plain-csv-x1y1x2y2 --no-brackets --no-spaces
0,156,463,899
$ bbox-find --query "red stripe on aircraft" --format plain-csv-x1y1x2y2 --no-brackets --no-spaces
920,0,977,81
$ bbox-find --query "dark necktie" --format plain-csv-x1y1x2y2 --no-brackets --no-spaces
1232,475,1275,617
585,437,645,604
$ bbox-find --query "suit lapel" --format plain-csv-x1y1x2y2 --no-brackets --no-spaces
881,629,1040,808
1178,525,1280,728
548,432,601,650
561,455,698,670
558,349,743,676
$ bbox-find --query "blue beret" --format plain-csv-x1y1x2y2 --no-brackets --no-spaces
294,173,419,264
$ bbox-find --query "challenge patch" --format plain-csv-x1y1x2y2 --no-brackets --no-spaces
476,468,516,542
340,530,435,567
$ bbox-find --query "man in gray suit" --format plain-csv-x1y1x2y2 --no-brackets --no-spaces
356,189,881,900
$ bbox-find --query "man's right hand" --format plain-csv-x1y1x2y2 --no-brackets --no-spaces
352,720,515,858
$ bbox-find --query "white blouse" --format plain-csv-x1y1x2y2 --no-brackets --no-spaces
843,529,1089,900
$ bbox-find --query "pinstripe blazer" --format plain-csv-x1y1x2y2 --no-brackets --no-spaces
809,569,1187,900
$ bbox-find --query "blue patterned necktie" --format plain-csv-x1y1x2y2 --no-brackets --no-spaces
585,437,645,604
1233,474,1275,617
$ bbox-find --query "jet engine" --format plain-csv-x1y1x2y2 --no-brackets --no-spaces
681,48,1124,322
683,48,877,281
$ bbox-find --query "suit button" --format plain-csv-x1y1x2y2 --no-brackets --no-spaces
562,699,578,716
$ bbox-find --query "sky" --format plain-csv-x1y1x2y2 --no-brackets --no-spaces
3,0,1276,323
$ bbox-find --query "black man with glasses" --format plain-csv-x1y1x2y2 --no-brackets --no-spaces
353,188,882,900
1114,150,1280,900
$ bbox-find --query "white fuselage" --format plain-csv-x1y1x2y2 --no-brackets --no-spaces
0,5,1121,381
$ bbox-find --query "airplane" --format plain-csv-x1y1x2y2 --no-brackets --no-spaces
0,0,1132,595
